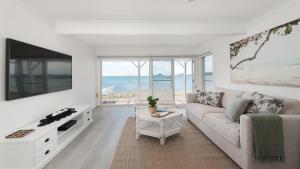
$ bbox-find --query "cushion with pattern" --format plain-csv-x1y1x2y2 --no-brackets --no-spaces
247,92,284,114
196,90,223,107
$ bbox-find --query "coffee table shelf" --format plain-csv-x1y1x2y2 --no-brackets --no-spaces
135,107,183,145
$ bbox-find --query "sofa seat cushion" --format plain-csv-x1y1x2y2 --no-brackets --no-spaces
186,103,225,121
203,113,240,147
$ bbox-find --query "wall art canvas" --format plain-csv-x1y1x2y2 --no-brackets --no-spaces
230,18,300,87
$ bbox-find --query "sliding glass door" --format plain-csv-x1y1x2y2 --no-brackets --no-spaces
151,59,174,103
99,58,193,105
174,59,193,104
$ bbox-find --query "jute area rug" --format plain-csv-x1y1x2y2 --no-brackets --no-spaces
111,118,240,169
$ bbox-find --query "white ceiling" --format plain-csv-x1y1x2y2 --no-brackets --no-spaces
22,0,289,46
25,0,286,21
70,34,222,46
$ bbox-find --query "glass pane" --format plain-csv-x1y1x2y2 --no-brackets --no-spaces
152,60,173,103
186,61,193,93
204,55,214,91
174,61,185,104
102,61,138,104
174,59,193,104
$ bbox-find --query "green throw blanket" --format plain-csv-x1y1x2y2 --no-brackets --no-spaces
246,113,285,163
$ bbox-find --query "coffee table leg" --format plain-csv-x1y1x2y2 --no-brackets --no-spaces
160,137,165,145
160,120,165,145
180,124,183,137
175,119,183,137
136,110,139,140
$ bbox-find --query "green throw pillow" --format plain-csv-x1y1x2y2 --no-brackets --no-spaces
225,97,250,122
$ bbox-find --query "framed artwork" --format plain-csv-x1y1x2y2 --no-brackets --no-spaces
230,18,300,87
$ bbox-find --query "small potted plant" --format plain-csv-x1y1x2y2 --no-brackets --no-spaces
147,96,159,114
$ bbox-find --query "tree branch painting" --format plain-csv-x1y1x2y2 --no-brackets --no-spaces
230,18,300,70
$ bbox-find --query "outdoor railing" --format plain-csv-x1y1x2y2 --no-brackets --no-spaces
102,91,186,105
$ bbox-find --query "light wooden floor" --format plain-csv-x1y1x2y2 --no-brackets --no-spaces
44,106,134,169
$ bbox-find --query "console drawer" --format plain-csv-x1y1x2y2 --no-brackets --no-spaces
86,117,93,123
35,143,57,165
35,130,57,153
84,110,93,118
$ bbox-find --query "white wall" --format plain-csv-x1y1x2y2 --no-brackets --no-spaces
96,45,198,57
197,0,300,100
0,0,96,136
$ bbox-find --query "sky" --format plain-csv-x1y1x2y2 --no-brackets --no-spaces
102,60,196,76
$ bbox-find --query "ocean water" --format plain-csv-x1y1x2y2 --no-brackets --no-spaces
102,74,213,92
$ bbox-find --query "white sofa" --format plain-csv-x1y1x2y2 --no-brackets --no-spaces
186,88,300,169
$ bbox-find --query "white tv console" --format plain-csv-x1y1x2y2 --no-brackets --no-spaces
0,105,93,169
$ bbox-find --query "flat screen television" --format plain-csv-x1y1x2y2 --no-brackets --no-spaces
6,39,72,100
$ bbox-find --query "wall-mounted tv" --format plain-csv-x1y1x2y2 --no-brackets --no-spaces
6,39,72,101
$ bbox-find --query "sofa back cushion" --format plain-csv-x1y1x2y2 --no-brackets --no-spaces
279,99,300,114
217,88,300,114
241,91,252,99
216,87,244,108
186,93,197,103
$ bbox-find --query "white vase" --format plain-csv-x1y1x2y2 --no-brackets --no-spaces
149,107,157,114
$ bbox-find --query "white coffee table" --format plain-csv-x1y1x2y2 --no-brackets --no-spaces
135,106,183,145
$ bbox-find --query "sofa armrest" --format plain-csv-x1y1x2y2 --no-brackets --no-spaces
240,114,300,169
186,93,197,103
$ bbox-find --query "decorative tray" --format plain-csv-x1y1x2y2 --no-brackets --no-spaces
151,111,174,118
5,129,35,139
